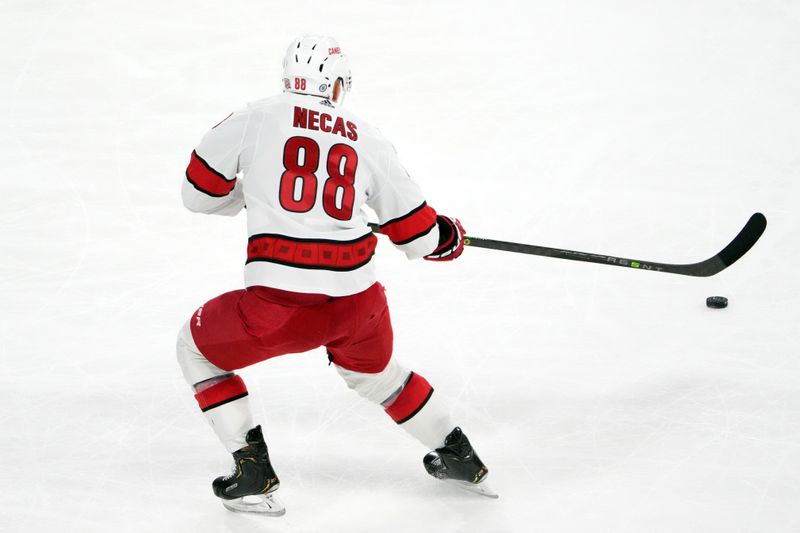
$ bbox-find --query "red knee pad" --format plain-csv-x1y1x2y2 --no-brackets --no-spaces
385,372,433,424
194,375,248,412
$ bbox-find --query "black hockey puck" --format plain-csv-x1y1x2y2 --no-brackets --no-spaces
706,296,728,309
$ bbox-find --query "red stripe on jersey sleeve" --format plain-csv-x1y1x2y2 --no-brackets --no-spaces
379,203,437,245
186,150,236,197
385,372,434,424
194,375,248,412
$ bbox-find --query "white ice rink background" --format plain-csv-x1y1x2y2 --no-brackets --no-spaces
1,1,799,532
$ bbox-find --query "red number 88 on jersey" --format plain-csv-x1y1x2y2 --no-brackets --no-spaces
279,136,358,221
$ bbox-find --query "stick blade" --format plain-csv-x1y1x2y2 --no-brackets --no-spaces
686,212,767,277
716,212,767,268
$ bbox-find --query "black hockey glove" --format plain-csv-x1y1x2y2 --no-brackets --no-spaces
424,215,466,262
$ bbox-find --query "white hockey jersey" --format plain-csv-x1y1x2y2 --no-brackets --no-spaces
183,92,441,296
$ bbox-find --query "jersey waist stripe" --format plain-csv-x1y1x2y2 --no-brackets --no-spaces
246,232,378,271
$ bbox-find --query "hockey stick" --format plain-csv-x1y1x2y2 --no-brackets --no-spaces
368,212,767,277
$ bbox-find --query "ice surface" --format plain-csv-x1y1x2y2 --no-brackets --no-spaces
1,1,799,532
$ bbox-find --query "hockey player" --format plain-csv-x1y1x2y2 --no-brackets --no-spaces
176,35,495,515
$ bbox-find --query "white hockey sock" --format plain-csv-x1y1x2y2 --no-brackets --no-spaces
395,390,454,450
177,321,255,453
334,361,455,450
382,372,454,450
194,375,254,453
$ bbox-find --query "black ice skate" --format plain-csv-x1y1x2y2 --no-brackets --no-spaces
423,427,498,499
212,425,285,515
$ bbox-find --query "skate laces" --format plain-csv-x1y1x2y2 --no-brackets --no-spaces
222,460,239,481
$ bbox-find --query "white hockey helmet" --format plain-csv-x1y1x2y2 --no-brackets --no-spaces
282,35,352,102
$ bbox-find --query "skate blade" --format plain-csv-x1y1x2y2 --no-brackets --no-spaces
444,479,499,499
222,493,286,516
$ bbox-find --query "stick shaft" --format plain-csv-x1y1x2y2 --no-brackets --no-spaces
368,213,766,277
